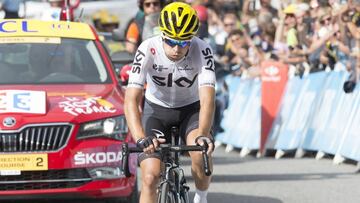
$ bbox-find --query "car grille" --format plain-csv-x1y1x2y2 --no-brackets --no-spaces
0,124,73,152
0,168,91,191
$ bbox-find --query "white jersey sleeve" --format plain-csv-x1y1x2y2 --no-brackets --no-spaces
196,39,216,88
127,39,153,89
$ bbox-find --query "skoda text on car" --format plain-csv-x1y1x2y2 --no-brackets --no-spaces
0,19,138,202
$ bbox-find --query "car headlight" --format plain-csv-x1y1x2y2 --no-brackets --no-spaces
77,116,128,140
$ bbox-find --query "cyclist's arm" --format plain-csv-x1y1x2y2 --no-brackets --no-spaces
197,42,217,137
124,87,145,142
198,86,215,136
124,40,151,142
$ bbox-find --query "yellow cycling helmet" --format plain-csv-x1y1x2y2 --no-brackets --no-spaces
159,2,199,40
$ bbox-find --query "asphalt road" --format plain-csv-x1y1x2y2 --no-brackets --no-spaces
186,146,360,203
7,145,360,203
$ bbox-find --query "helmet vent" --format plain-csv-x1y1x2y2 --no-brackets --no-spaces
175,13,188,33
163,11,172,31
184,14,196,33
178,7,184,16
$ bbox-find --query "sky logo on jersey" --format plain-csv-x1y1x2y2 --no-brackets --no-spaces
132,50,145,74
201,48,215,72
152,73,198,87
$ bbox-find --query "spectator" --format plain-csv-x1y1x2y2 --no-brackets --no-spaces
221,29,251,76
295,3,312,48
259,0,278,18
124,0,165,53
41,0,63,21
1,0,23,19
341,0,360,92
92,9,108,31
100,13,120,33
215,12,239,57
274,4,305,66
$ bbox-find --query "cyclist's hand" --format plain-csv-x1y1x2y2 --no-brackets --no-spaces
136,136,165,153
195,135,214,155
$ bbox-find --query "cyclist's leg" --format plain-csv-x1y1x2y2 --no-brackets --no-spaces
139,157,162,203
139,100,173,203
179,104,213,202
186,128,213,190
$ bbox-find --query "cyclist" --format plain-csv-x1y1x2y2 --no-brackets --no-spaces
124,2,215,203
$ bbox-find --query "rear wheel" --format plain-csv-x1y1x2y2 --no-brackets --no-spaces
158,182,175,203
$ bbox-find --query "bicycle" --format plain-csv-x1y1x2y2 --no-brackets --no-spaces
121,126,212,203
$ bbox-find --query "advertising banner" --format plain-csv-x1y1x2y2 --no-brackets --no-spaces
265,76,303,150
260,61,288,153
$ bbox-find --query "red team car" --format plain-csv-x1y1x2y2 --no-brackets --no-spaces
0,19,138,202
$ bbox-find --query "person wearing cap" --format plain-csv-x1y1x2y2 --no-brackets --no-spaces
124,2,215,203
282,4,299,49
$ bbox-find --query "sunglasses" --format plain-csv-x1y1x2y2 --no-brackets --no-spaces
163,38,191,48
224,23,235,27
144,1,160,7
320,17,331,24
230,37,241,43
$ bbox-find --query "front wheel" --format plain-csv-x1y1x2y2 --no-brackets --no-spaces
158,182,175,203
180,191,189,203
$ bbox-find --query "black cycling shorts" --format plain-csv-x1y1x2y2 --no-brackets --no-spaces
138,99,201,162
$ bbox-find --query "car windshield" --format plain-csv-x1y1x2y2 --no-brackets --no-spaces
0,38,111,84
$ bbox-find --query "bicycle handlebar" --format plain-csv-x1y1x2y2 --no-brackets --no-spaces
121,143,212,177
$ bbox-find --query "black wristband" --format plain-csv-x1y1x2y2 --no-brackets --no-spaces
136,136,155,149
195,135,214,146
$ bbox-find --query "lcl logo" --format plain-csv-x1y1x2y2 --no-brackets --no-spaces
3,117,16,127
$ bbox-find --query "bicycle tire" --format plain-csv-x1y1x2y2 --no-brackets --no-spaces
180,190,190,203
158,182,176,203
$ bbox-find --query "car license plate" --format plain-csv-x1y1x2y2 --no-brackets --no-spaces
0,154,48,171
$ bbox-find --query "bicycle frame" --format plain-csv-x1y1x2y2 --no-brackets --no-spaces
158,144,190,203
121,127,211,203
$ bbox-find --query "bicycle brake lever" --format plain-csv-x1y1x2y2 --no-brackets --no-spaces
201,143,212,176
121,143,131,177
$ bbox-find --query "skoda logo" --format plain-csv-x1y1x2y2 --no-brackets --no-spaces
3,117,16,127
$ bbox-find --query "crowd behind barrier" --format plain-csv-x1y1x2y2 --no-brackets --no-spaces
215,69,360,165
